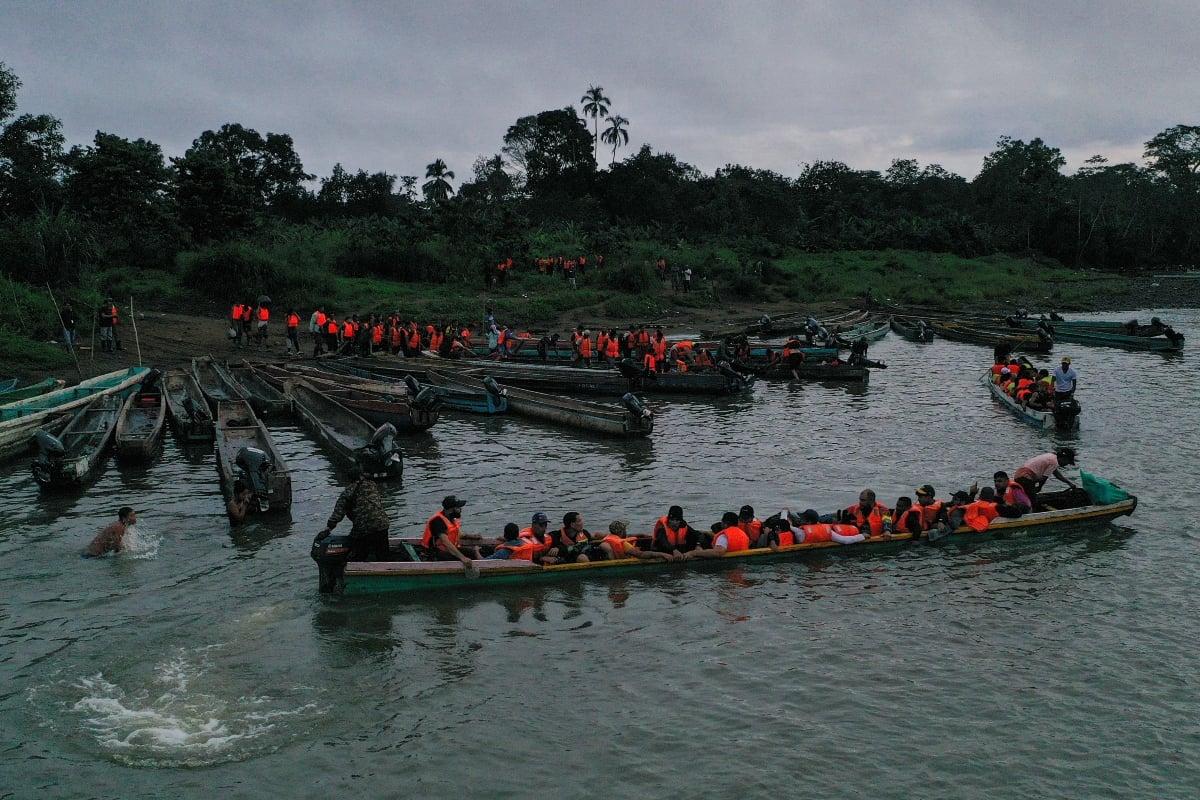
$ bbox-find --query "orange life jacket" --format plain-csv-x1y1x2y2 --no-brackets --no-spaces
315,310,326,327
716,525,750,553
422,512,461,551
258,307,269,322
601,533,628,559
963,501,999,532
342,321,353,338
231,303,244,320
287,313,299,328
843,502,890,536
371,324,383,345
914,499,943,530
606,338,620,359
799,523,863,542
643,352,657,371
580,337,592,357
656,516,689,547
497,539,538,561
325,319,338,335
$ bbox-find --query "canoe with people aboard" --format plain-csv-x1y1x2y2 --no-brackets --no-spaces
981,372,1081,431
311,475,1136,596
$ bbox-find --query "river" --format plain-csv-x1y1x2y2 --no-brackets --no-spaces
2,308,1197,799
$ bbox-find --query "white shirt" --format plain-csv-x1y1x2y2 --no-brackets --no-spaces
1051,364,1078,392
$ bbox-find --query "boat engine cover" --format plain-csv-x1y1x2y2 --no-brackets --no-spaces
34,429,66,457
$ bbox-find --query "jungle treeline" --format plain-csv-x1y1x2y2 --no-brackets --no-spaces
2,62,1198,304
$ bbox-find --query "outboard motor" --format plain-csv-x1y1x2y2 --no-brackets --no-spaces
235,446,275,512
31,429,67,485
621,392,653,420
1053,398,1082,430
360,422,402,479
311,532,353,594
482,376,507,398
411,386,441,410
403,374,423,397
617,358,644,383
140,368,163,394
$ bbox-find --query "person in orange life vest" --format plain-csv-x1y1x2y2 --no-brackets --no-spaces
239,302,253,345
1014,448,1078,507
963,487,1001,531
596,330,610,365
696,348,715,367
230,301,245,345
284,308,301,356
422,495,478,567
323,314,339,353
651,505,701,558
636,326,651,356
486,523,529,560
517,511,554,561
787,510,873,546
541,511,589,565
578,330,593,367
685,512,751,559
642,350,657,375
495,325,514,360
737,505,762,543
255,303,270,346
841,489,892,538
651,328,668,371
891,496,925,536
309,306,326,357
912,485,944,532
986,470,1031,515
1024,380,1053,411
589,520,670,562
621,326,636,359
405,322,421,357
605,329,621,363
933,491,973,534
98,297,118,352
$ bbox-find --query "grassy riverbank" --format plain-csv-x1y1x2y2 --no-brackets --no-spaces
0,249,1186,380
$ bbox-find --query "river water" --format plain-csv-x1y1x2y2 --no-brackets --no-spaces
3,308,1198,799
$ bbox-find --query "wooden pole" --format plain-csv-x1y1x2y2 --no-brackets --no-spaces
129,296,143,366
89,301,97,362
45,284,82,379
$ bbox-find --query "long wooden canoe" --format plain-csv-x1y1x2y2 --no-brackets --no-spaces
312,494,1138,595
297,361,507,415
0,366,149,462
215,399,292,513
282,377,404,480
162,368,215,443
1003,319,1183,352
889,316,935,342
31,392,124,487
982,373,1081,431
754,362,871,382
251,363,439,432
114,372,168,461
929,320,1054,353
192,355,254,413
428,370,654,438
228,363,293,415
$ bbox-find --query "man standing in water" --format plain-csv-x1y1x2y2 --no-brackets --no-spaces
85,507,137,556
315,466,392,560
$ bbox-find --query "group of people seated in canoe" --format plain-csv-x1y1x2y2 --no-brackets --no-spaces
407,449,1081,567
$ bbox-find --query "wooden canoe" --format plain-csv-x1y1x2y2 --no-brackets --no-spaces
228,363,293,415
162,368,215,443
192,355,254,413
755,362,871,382
929,320,1054,353
282,377,404,480
250,363,440,432
982,373,1081,431
114,372,168,461
313,494,1138,595
31,392,124,487
1,367,149,463
316,361,508,414
0,377,65,403
428,370,654,438
215,399,292,513
889,316,935,342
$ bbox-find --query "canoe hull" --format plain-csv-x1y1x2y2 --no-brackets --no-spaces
115,386,167,462
32,393,123,487
215,400,292,513
319,497,1137,595
163,369,215,443
284,378,403,480
983,373,1081,431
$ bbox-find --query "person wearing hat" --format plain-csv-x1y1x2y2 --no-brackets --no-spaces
1050,356,1078,403
912,485,944,532
651,505,702,559
1013,448,1079,509
85,506,138,556
421,495,478,567
737,505,762,542
315,466,392,560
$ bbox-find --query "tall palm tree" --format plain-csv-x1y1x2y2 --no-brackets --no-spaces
600,115,629,167
422,158,455,202
580,85,610,164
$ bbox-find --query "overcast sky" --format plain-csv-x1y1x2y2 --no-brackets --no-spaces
2,1,1197,188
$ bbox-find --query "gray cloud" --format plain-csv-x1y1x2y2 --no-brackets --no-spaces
2,0,1196,185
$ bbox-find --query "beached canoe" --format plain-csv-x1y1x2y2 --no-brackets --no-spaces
0,367,149,463
162,368,215,443
982,373,1081,431
215,399,292,513
312,491,1137,595
889,316,935,343
228,363,293,416
303,361,507,415
114,371,167,461
282,377,403,480
31,392,124,487
428,370,654,438
251,362,440,432
0,378,15,394
192,356,254,413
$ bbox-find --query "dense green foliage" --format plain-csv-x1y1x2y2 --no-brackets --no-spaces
0,59,1196,344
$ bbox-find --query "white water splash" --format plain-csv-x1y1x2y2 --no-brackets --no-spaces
119,523,160,559
60,648,322,767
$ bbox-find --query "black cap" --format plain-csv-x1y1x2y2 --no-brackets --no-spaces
442,495,467,509
738,505,755,520
668,505,684,520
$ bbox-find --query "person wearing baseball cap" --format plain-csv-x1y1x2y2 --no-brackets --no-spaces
1051,355,1078,403
651,505,701,560
517,511,552,561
